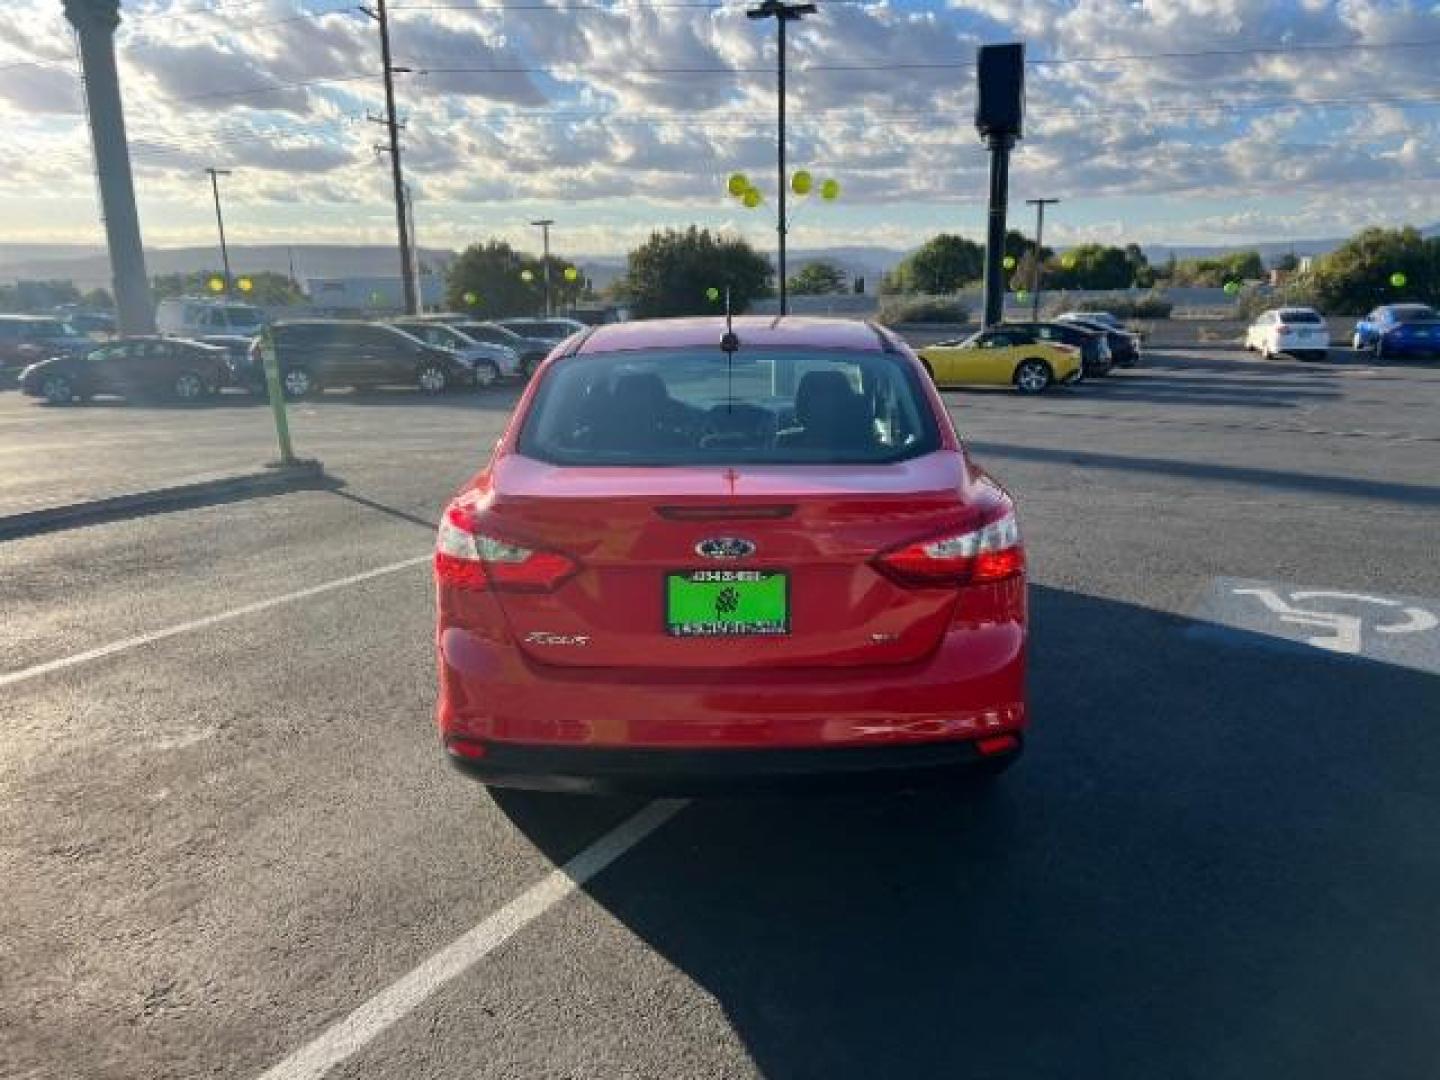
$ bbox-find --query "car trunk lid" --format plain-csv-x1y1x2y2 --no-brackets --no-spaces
471,451,988,670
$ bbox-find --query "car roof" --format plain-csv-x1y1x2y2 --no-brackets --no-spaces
575,316,888,356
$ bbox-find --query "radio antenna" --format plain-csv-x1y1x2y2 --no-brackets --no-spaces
720,286,739,413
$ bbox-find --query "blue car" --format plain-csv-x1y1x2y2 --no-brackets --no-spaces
1352,304,1440,358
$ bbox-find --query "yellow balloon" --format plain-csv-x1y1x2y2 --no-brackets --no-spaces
1061,254,1077,269
521,269,535,283
564,266,579,282
727,173,749,197
820,178,840,201
237,277,253,293
791,170,813,196
742,190,762,209
207,276,225,293
1002,255,1017,271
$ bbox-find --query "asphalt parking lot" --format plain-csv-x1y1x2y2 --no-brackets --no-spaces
4,347,1439,1080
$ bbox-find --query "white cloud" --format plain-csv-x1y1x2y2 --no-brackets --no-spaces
0,0,1437,252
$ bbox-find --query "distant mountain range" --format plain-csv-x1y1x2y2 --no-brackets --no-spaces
2,227,1435,291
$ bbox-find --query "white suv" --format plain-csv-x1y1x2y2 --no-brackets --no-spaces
156,297,266,339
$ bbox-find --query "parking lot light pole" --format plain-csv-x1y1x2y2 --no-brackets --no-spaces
747,0,816,317
530,219,554,317
1025,197,1059,321
205,167,234,296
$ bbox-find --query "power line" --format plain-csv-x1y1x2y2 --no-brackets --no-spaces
400,90,1440,127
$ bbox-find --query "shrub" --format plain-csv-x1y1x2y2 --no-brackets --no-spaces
1061,292,1173,320
876,298,970,325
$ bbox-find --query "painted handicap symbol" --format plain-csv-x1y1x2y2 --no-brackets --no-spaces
1232,588,1439,655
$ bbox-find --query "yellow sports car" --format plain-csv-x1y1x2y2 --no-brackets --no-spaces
918,326,1083,393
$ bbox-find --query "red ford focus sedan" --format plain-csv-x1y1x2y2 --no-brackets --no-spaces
434,317,1027,792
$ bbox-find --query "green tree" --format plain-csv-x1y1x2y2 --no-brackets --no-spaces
788,260,848,296
1045,244,1140,290
81,287,114,310
1125,244,1156,288
620,227,772,318
444,240,547,318
1169,250,1264,287
1004,228,1053,264
1310,226,1439,313
887,234,984,294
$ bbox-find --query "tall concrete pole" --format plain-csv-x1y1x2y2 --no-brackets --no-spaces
64,0,154,334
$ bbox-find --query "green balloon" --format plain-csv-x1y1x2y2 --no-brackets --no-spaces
820,178,840,201
742,189,762,209
1002,255,1017,271
1016,290,1029,302
705,287,721,303
727,173,749,197
1061,254,1077,270
1390,271,1408,288
521,269,535,283
791,170,813,196
1224,280,1240,295
462,291,478,306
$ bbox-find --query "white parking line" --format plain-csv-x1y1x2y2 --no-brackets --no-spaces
0,555,431,690
255,798,689,1080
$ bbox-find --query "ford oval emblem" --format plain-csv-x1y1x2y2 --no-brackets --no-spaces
695,537,756,559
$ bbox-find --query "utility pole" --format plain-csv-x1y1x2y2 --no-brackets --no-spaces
530,219,554,317
361,0,418,315
747,0,815,317
205,167,234,296
64,0,154,334
1025,197,1059,320
406,183,423,310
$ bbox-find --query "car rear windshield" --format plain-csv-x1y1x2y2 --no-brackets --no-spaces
223,305,263,326
1279,310,1323,324
518,347,941,466
1392,305,1437,323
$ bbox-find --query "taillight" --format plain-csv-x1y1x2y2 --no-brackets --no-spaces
873,506,1025,587
435,505,578,592
1052,343,1080,356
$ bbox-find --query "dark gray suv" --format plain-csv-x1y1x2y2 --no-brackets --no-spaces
260,320,475,398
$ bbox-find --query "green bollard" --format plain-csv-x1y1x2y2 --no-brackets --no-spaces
258,326,297,466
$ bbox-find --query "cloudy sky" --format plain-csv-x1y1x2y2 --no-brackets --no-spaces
2,0,1438,257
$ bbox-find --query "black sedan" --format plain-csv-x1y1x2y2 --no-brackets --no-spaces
1058,315,1141,367
1006,321,1113,377
20,337,229,404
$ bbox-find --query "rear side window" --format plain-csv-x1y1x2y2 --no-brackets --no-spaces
1392,306,1436,323
354,325,412,349
519,348,941,466
1279,310,1323,324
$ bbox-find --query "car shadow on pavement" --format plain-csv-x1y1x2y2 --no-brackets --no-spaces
496,584,1440,1079
966,441,1440,508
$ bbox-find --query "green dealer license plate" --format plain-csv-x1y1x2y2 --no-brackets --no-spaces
665,570,789,637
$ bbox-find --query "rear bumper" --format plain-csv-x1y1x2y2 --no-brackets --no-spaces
445,735,1023,793
437,583,1027,790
